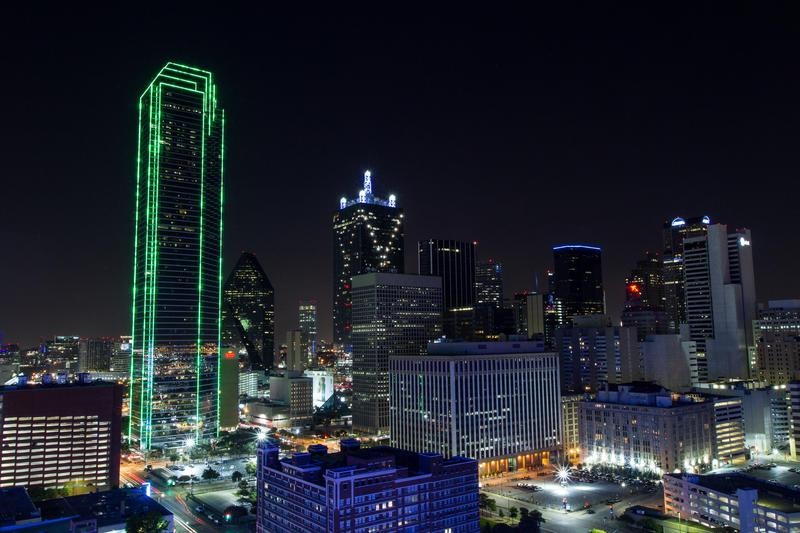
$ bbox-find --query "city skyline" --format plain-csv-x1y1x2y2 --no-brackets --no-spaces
3,7,799,347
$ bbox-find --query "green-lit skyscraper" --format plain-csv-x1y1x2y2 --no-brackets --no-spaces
129,63,224,451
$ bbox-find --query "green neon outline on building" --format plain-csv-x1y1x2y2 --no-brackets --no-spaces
129,62,224,451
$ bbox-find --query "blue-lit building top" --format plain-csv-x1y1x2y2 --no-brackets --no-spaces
339,170,397,209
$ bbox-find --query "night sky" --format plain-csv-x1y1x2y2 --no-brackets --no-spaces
3,5,800,347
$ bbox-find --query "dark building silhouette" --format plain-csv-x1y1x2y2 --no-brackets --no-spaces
621,252,669,341
222,252,275,371
333,171,404,348
418,239,476,338
552,245,605,323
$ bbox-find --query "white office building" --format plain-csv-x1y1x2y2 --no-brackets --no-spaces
303,368,335,408
390,340,561,475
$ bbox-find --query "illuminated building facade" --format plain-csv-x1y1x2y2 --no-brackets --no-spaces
475,259,503,308
222,252,275,371
332,171,404,348
351,273,442,435
129,63,224,450
219,349,239,429
390,341,561,475
78,337,114,372
257,439,479,533
552,245,604,323
662,216,711,332
0,380,122,492
298,299,317,358
754,300,800,385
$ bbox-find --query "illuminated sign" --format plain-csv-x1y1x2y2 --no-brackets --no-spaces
671,217,686,227
739,237,750,247
225,351,236,359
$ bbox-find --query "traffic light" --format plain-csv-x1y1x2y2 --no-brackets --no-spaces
225,513,232,522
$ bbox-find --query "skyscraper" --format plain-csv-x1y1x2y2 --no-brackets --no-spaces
78,337,114,372
129,63,224,450
298,299,317,359
754,300,800,385
418,239,476,339
222,252,275,371
621,252,668,341
552,244,605,322
333,171,404,348
662,216,711,331
351,273,442,434
683,223,755,381
475,259,503,308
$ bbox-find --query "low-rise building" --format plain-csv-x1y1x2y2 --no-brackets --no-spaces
663,472,800,532
256,439,479,532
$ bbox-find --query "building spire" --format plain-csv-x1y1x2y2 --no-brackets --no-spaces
363,170,372,195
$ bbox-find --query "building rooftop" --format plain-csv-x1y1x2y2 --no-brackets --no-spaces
38,488,171,528
426,340,546,355
0,487,41,526
338,170,398,210
261,439,475,487
667,473,800,514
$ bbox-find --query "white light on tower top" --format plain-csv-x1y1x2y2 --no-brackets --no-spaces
358,189,366,203
388,194,396,207
340,197,347,209
363,170,372,195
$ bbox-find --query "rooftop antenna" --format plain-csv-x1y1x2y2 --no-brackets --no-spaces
363,170,372,196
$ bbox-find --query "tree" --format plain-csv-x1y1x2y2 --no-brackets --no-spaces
518,508,545,533
245,461,257,476
479,493,495,509
231,471,243,483
126,510,169,532
486,498,497,513
509,507,519,519
498,509,504,518
169,453,180,463
201,467,221,481
238,480,249,491
27,486,68,502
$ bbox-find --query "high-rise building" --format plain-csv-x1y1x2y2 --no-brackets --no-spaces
257,439,479,533
475,259,503,308
552,245,604,322
683,223,756,381
662,216,712,331
78,337,114,372
351,273,442,435
554,315,638,393
333,171,404,348
283,330,306,373
43,336,80,372
222,252,275,371
219,349,239,430
390,341,561,475
110,336,132,374
298,299,318,358
129,63,224,450
0,379,123,492
621,252,669,341
754,300,800,385
418,239,476,334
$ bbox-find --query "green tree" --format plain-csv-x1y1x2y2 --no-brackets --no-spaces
509,506,518,519
518,508,545,533
201,467,221,480
126,510,169,532
498,509,504,518
245,461,257,476
168,453,180,463
238,480,249,491
27,486,68,502
486,498,497,513
231,470,243,483
479,493,490,509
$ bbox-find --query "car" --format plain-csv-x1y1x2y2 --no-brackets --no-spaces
195,506,204,513
586,509,596,514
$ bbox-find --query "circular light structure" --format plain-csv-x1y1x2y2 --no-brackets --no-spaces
671,217,686,227
702,215,711,224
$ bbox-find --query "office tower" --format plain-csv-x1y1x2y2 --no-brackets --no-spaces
683,223,756,381
554,315,638,392
641,332,697,391
0,379,122,491
268,374,313,427
78,337,114,372
257,439,479,533
475,259,503,307
109,336,131,374
561,394,583,463
712,396,747,464
390,341,561,475
298,299,317,359
664,473,800,532
789,381,800,459
239,370,259,398
621,252,669,341
43,336,80,372
219,349,239,429
662,216,712,331
512,291,530,335
418,239,476,338
129,63,224,451
333,170,405,348
303,369,335,408
754,300,800,385
222,252,275,371
351,273,442,435
284,330,306,372
552,244,604,323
